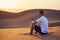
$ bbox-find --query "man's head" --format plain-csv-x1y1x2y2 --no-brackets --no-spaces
39,10,44,16
38,10,44,17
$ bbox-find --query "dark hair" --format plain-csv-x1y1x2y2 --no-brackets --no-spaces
39,10,44,15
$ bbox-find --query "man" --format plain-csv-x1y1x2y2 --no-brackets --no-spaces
30,10,48,35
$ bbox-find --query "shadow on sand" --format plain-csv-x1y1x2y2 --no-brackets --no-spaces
33,33,60,40
19,32,60,40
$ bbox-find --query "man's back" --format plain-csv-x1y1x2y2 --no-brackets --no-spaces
36,16,48,33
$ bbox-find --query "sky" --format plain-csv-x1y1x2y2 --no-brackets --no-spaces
0,0,60,13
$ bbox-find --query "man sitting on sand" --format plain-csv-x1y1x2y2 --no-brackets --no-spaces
30,10,48,35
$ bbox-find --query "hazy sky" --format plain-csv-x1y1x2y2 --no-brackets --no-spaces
0,0,60,12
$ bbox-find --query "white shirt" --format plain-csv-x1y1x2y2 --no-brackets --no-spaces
36,16,48,33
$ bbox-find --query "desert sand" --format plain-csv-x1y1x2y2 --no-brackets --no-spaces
0,9,60,40
0,26,60,40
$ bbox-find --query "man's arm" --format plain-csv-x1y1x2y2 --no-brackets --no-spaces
30,19,38,35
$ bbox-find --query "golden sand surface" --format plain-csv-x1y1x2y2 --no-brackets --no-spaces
0,26,60,40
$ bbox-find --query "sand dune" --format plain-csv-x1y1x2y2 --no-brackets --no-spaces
0,9,60,28
0,9,60,40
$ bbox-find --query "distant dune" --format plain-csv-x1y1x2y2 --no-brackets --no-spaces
0,9,60,28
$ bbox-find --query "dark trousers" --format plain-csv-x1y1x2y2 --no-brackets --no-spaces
34,25,48,35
